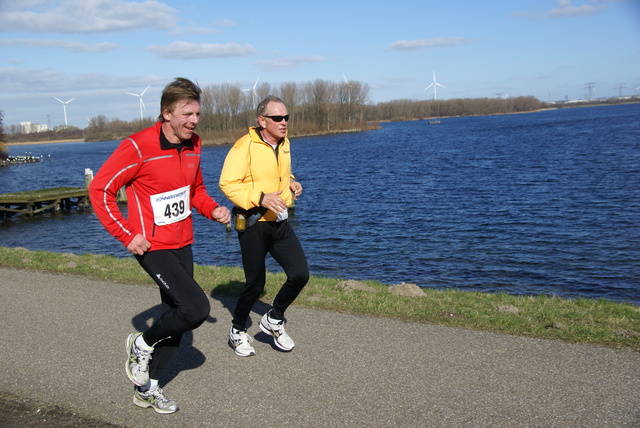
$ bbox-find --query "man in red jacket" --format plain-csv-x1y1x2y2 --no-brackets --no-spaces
89,77,230,414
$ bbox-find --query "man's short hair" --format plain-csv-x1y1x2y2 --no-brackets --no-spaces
257,95,286,118
159,77,202,122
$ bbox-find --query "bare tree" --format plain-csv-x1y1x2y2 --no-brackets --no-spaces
0,110,7,161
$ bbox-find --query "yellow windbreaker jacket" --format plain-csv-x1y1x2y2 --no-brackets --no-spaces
219,127,293,222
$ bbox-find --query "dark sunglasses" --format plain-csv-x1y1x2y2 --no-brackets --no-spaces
263,114,289,122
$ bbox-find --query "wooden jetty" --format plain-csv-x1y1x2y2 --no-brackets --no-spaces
0,187,89,216
0,154,44,167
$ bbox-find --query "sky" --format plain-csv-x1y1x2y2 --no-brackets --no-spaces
1,0,639,129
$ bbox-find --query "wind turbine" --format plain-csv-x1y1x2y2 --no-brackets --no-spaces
125,85,150,120
242,77,260,107
424,70,445,101
341,73,359,122
343,74,356,87
53,96,76,126
342,73,357,100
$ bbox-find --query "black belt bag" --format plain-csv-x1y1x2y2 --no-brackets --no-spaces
233,206,267,231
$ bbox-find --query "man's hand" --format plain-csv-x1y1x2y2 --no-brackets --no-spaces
212,206,231,224
126,233,151,255
290,179,303,200
261,191,287,215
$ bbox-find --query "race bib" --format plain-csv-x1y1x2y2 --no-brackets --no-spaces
150,185,191,226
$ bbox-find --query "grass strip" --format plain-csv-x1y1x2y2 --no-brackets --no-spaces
1,246,638,350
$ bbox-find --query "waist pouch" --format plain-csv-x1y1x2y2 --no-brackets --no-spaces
233,206,268,229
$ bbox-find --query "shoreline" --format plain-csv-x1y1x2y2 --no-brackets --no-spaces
7,138,85,146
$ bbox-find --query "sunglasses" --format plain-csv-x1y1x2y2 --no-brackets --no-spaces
263,114,289,122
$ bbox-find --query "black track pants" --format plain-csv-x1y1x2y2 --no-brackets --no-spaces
135,245,210,380
232,220,309,330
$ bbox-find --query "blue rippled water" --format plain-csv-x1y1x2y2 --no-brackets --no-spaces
2,103,639,304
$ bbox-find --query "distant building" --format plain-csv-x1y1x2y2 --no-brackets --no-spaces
19,122,48,134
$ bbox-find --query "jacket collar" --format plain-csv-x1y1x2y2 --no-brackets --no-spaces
250,126,287,146
159,126,194,151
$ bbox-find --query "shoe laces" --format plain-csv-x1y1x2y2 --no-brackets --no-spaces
135,346,151,371
235,331,253,344
147,387,169,403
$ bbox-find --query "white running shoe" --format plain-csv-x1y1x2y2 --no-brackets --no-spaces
259,312,295,351
125,333,152,387
229,327,256,357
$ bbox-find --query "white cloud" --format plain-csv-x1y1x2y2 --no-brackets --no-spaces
386,37,473,52
512,0,607,19
0,67,67,93
256,55,325,72
170,25,222,36
0,38,120,52
148,41,258,59
0,0,178,33
0,66,166,94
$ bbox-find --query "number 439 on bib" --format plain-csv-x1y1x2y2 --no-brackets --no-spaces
151,185,191,226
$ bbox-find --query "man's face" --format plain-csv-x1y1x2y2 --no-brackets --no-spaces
259,101,288,143
162,99,201,143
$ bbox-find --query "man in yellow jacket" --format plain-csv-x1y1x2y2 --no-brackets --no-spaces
219,95,309,357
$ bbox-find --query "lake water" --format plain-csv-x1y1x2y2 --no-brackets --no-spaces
2,104,639,304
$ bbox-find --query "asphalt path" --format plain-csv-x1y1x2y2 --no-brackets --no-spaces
1,267,638,427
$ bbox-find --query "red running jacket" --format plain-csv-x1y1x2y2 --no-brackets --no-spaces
89,122,219,251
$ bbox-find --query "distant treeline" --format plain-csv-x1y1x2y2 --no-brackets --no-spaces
8,78,632,146
368,96,545,122
0,111,8,160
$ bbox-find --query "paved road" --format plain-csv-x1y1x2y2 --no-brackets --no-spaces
0,267,638,427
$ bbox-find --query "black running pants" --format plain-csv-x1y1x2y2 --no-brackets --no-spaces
135,245,210,380
232,220,309,330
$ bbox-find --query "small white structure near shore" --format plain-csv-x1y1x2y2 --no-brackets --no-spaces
20,122,48,134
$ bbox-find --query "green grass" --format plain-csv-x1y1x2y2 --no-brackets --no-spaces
1,246,638,350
